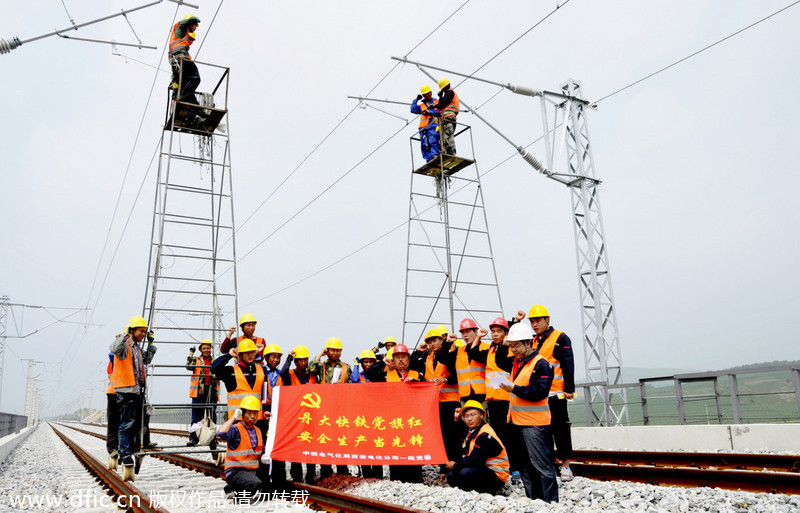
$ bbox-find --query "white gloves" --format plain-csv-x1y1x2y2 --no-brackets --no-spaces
260,453,271,465
233,408,242,420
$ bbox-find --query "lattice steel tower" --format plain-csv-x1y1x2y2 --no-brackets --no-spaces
402,126,504,346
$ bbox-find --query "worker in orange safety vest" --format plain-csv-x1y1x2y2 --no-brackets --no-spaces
168,14,201,104
185,340,220,446
217,395,269,500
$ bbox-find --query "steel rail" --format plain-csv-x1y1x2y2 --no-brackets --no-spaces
49,423,169,513
572,449,800,473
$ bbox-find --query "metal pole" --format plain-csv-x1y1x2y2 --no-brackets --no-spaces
728,374,742,424
0,296,8,409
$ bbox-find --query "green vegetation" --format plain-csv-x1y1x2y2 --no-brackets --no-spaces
569,361,800,426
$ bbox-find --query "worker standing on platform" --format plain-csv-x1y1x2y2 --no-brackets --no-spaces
279,346,317,484
221,313,265,355
309,338,351,478
499,322,557,503
217,395,268,501
520,304,577,482
110,316,157,470
446,400,510,494
410,85,441,162
437,78,459,156
186,340,220,446
169,14,201,104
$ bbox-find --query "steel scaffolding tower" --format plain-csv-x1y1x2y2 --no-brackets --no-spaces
402,125,504,346
141,61,237,465
0,296,8,410
540,79,626,426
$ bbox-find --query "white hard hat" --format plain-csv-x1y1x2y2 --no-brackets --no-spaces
506,322,534,342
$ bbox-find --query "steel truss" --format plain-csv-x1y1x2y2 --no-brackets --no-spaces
402,124,504,347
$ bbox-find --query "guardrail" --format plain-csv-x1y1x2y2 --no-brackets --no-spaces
571,364,800,426
0,412,27,437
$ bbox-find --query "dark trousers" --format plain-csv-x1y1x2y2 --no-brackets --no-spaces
447,466,504,494
106,393,120,454
389,464,422,483
360,464,384,479
439,401,465,462
253,417,286,489
290,462,317,484
116,393,143,459
171,54,201,104
487,400,513,467
319,464,350,479
548,395,574,463
441,118,457,155
189,391,217,444
510,425,558,503
224,468,262,496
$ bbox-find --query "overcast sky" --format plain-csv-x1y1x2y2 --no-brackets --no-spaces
1,1,798,417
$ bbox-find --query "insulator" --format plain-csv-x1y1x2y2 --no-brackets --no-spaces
0,37,21,55
506,83,541,97
518,148,548,174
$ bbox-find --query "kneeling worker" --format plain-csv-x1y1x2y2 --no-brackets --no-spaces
446,400,510,494
217,395,269,500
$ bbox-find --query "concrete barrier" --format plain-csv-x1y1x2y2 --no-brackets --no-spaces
573,424,800,452
0,425,36,464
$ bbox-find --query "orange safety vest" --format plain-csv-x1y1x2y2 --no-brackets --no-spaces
485,345,511,401
418,100,437,129
168,21,194,57
321,361,349,384
425,354,459,402
106,361,116,395
111,338,145,390
227,364,265,420
287,369,316,386
507,354,551,426
442,90,459,119
536,330,564,393
386,369,421,382
453,343,488,398
237,335,265,349
224,422,263,472
189,356,220,398
469,423,510,483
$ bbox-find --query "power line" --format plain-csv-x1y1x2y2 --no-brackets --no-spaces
595,0,800,104
192,0,223,59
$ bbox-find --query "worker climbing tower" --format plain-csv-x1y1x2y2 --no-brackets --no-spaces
138,60,238,474
402,126,504,345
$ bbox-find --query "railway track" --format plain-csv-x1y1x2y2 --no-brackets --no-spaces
74,422,800,495
53,422,428,513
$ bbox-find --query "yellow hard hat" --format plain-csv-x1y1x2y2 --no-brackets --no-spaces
434,325,449,337
425,329,442,342
294,345,310,359
188,32,196,39
263,344,282,356
183,14,201,23
528,304,550,319
462,399,485,415
239,395,261,411
239,313,257,326
128,316,147,330
438,77,450,89
384,336,397,345
238,339,257,353
326,337,343,349
198,339,213,348
420,85,432,95
359,349,377,360
386,348,394,359
454,339,465,347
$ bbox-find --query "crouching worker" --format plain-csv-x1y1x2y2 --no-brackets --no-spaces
217,395,269,501
446,400,510,494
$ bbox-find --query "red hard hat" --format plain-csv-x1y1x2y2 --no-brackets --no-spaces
489,317,509,330
392,344,410,355
459,318,478,332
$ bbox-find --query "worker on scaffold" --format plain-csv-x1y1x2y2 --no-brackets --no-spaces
169,14,201,104
221,313,265,356
436,77,459,156
410,85,441,162
110,316,157,470
185,340,220,447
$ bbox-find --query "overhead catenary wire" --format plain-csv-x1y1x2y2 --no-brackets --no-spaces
594,0,800,104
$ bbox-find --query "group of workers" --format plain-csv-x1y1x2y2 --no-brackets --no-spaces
105,305,573,504
411,78,460,162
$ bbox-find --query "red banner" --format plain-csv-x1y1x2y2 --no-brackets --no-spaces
264,382,447,465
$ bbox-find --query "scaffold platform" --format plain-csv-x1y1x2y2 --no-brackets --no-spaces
413,154,474,177
164,100,227,134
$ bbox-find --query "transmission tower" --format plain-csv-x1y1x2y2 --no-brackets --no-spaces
0,296,8,410
402,126,504,346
